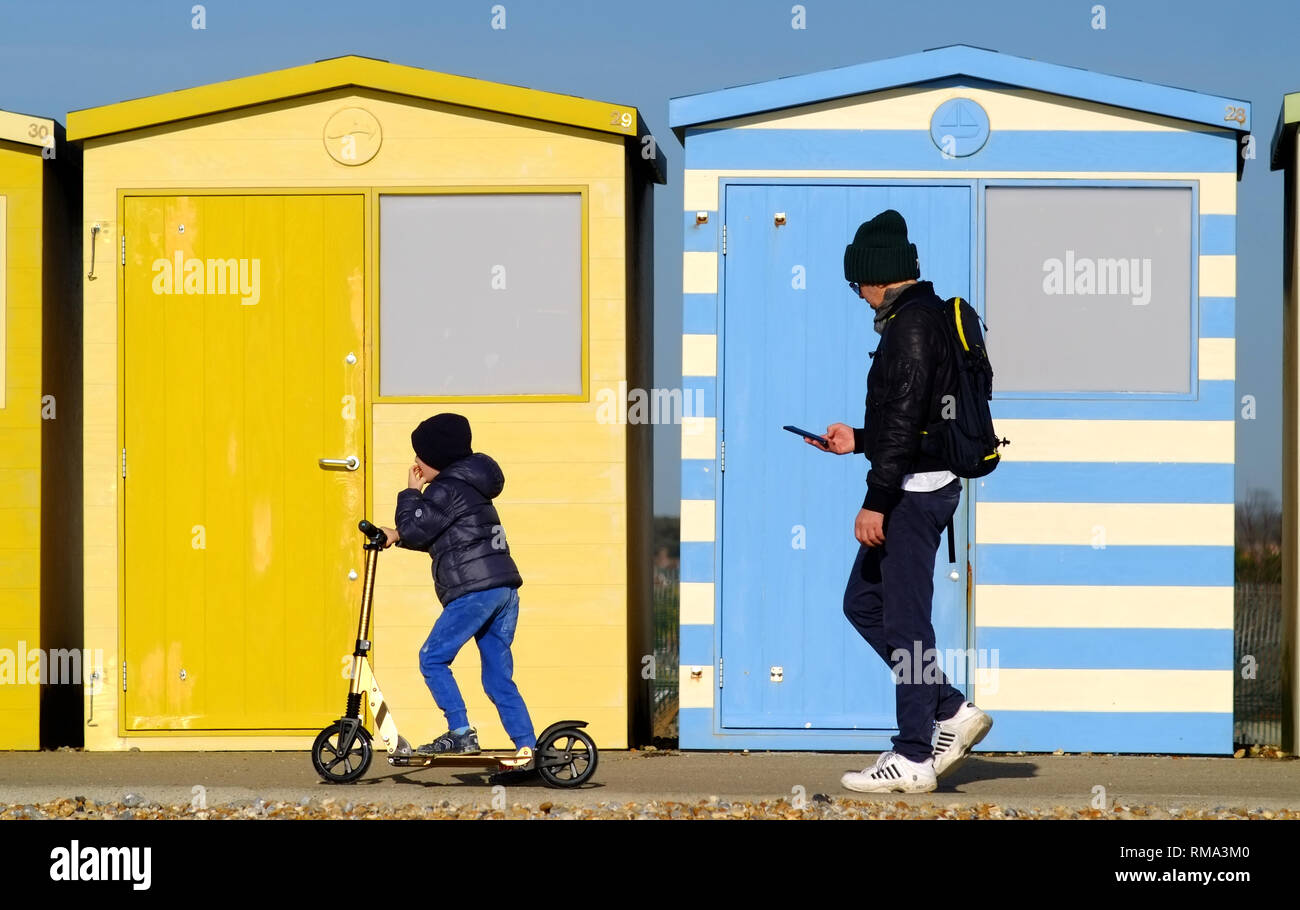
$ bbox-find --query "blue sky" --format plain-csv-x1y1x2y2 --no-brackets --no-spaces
2,0,1294,514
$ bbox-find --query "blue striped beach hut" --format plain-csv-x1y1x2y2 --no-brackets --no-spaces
669,45,1247,754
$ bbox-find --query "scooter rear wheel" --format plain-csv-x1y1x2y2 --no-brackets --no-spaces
536,727,598,789
312,722,373,783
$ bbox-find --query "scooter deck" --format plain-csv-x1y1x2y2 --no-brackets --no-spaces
387,752,531,771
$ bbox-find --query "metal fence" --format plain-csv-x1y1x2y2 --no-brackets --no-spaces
1235,582,1283,747
651,565,679,739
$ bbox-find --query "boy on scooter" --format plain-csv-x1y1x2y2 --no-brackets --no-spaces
380,413,536,767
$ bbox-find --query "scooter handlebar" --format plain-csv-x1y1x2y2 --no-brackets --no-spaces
358,519,388,547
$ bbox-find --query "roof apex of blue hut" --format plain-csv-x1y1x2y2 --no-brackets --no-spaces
668,44,1250,141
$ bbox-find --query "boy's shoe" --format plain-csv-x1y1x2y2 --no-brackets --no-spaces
932,702,993,778
840,751,937,793
416,727,480,756
498,745,534,769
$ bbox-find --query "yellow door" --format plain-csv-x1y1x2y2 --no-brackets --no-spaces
122,194,365,732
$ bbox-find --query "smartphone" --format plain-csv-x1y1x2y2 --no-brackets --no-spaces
783,425,830,447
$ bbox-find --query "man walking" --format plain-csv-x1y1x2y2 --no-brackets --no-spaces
806,209,992,793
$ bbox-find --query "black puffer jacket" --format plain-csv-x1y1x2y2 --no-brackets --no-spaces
394,453,523,606
851,280,956,514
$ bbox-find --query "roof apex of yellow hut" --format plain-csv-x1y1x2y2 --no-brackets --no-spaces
66,54,664,180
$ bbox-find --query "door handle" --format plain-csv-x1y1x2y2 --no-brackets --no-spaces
319,455,360,471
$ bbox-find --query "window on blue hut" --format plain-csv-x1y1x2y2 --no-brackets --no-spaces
984,185,1194,396
378,192,583,397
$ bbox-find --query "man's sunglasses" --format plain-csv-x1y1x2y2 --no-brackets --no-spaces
848,281,861,295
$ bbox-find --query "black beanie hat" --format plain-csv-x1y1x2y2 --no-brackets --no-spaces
843,209,920,285
411,413,473,471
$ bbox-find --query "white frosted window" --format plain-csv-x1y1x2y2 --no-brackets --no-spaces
984,186,1193,395
379,193,582,396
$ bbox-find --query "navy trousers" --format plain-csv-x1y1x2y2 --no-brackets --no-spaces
842,477,967,762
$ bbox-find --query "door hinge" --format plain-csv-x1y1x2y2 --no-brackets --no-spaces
721,224,727,255
121,447,127,479
121,661,127,693
120,233,125,267
720,439,725,472
718,657,724,688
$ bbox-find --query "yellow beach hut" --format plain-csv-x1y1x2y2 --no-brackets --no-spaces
66,56,663,752
0,109,81,749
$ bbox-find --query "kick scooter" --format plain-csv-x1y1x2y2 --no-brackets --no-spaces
310,520,598,788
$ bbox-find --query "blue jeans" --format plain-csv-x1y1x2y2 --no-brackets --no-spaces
418,585,536,749
842,478,967,762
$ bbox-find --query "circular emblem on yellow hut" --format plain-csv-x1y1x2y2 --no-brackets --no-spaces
323,107,382,166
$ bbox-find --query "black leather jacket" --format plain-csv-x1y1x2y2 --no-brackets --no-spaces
394,453,523,606
852,280,955,514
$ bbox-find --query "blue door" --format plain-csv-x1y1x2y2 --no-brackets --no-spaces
719,183,971,733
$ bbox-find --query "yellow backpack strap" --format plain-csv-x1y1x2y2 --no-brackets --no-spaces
952,296,970,352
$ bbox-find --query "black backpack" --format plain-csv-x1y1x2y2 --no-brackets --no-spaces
919,297,1010,565
919,296,1009,478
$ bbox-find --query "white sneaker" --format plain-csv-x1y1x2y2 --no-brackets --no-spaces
841,751,937,793
932,702,993,777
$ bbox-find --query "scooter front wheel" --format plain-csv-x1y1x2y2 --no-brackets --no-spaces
312,721,373,783
536,726,598,789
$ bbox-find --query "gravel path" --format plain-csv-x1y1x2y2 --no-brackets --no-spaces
4,794,1298,820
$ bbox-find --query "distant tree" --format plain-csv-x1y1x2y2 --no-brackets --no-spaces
1236,489,1282,583
653,515,680,561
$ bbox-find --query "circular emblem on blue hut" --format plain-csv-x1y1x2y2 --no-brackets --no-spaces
930,98,989,158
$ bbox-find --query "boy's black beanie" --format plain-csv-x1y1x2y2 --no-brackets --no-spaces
412,413,473,470
843,209,920,285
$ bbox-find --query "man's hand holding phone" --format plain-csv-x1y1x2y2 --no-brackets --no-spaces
808,422,855,454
